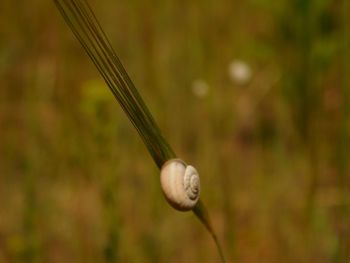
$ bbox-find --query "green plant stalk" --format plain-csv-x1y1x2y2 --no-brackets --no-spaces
53,0,225,261
193,201,226,263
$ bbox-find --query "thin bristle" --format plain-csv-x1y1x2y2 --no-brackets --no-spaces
53,0,175,168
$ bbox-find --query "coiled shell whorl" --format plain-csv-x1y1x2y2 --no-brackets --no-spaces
160,159,200,211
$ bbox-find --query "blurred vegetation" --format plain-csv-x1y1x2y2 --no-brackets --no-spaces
0,0,349,262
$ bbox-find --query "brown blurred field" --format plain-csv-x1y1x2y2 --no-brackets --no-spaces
0,0,349,262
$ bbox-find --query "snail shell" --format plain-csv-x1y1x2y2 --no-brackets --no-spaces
160,159,200,211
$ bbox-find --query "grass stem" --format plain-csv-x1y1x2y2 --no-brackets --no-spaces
53,0,225,261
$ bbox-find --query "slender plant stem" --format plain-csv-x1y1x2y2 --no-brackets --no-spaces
53,0,226,262
193,201,226,263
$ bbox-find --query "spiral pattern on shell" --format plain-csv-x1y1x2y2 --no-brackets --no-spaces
160,159,200,211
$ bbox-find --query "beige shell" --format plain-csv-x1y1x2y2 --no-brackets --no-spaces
160,159,200,211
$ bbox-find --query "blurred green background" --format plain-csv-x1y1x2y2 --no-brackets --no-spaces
0,0,349,262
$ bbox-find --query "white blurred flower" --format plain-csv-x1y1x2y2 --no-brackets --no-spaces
192,79,209,98
228,60,252,85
